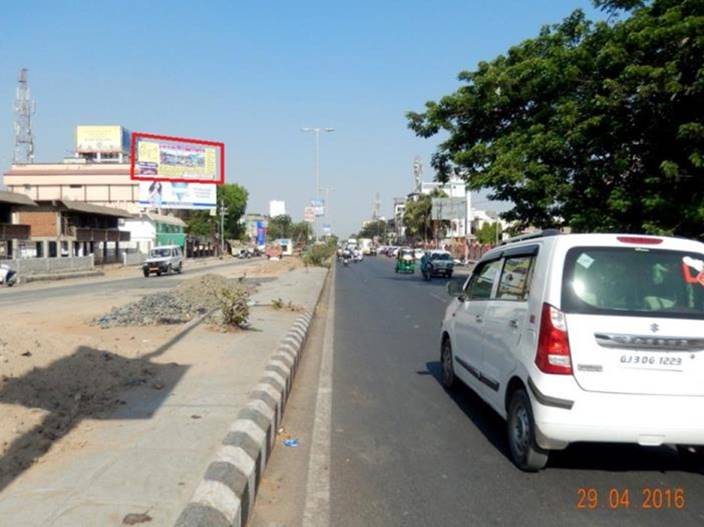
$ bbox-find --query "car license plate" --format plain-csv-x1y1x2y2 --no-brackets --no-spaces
619,353,684,369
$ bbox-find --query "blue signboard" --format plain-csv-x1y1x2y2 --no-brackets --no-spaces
256,221,266,246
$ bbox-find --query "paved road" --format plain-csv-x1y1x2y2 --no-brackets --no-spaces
254,256,704,527
0,258,258,306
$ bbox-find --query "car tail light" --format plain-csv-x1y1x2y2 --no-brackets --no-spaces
535,303,573,375
616,236,663,245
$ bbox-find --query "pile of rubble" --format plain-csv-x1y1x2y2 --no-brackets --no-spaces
95,274,252,328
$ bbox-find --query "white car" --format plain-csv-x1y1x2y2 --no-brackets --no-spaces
442,231,704,471
414,248,425,260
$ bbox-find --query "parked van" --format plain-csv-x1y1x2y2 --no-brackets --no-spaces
442,231,704,471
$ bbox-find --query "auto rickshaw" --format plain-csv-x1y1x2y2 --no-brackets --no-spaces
394,248,415,274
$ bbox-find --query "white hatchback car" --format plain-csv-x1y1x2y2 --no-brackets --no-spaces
442,231,704,471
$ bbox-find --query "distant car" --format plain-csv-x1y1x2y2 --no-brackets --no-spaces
414,248,425,260
442,231,704,471
143,245,183,277
421,250,454,280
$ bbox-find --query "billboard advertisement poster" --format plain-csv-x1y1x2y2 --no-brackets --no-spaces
310,199,325,217
431,197,467,221
131,132,225,184
304,206,315,223
256,221,267,246
76,125,128,153
138,181,216,210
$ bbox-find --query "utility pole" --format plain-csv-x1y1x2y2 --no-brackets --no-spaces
13,68,36,164
301,127,334,241
320,186,334,238
219,200,226,257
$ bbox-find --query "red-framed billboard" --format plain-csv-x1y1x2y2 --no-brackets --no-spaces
130,132,225,184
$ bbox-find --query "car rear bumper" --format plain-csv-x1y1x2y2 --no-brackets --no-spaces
529,376,704,449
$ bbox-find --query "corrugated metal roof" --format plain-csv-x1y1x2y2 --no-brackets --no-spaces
60,200,133,218
0,190,37,206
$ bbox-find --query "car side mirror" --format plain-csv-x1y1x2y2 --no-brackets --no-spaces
447,280,464,299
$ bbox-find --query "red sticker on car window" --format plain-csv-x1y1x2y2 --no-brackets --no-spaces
682,257,704,286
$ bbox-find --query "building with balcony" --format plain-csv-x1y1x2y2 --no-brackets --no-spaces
0,190,37,259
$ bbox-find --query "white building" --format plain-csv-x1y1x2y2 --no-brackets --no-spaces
417,175,471,238
269,200,286,218
118,213,186,255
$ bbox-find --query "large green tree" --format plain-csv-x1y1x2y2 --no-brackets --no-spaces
408,0,704,237
267,214,293,240
217,184,248,239
359,220,387,239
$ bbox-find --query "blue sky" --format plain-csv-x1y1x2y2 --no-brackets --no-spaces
0,0,602,236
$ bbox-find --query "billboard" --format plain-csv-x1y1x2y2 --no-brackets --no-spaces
76,125,128,153
138,181,216,210
303,206,315,223
431,197,467,221
131,132,225,184
311,199,325,217
256,221,266,246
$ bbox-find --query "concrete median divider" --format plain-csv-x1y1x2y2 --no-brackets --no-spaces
174,270,328,527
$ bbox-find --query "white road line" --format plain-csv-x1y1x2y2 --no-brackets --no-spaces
430,292,447,303
302,266,335,527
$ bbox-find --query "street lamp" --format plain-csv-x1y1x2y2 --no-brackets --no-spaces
301,127,335,240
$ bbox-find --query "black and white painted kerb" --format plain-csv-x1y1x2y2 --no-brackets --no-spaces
174,311,314,527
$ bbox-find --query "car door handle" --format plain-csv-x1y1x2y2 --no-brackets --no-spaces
475,314,483,323
509,319,519,328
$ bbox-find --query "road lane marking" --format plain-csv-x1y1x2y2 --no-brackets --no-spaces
302,266,335,527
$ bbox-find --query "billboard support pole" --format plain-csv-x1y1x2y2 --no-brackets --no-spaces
219,199,226,257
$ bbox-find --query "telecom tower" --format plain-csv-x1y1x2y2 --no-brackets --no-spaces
413,156,423,192
372,192,381,220
13,68,36,164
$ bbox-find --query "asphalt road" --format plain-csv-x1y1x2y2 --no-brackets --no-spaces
326,256,704,527
0,258,257,306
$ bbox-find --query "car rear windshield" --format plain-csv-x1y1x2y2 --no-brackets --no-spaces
432,253,451,260
150,248,171,258
562,246,704,319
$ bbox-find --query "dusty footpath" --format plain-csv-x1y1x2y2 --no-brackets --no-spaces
0,257,327,527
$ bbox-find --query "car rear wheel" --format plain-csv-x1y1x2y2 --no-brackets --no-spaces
507,389,549,472
440,338,456,390
677,445,704,466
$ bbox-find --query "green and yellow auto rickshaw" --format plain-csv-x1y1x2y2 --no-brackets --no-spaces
395,247,415,274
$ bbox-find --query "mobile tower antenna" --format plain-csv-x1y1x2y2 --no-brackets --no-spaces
413,156,423,192
13,68,36,164
372,192,381,220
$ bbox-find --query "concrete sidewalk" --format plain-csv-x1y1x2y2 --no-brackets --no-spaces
0,266,327,527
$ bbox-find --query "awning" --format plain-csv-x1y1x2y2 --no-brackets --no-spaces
60,200,133,218
145,213,186,227
0,190,37,207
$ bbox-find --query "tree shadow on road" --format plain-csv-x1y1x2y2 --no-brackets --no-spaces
424,361,704,475
0,316,208,492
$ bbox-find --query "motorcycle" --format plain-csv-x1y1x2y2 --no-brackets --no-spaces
0,265,17,287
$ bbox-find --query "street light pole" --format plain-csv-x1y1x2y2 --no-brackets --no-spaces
301,127,334,241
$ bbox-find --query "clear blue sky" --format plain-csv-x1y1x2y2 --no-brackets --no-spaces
0,0,602,236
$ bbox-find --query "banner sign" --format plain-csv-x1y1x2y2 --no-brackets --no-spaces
311,199,325,217
131,132,225,184
256,221,266,246
138,181,216,210
431,197,467,221
304,206,315,223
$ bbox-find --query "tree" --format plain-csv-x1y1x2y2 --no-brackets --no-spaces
217,184,248,239
403,195,433,242
359,220,387,239
186,210,216,238
290,221,312,244
267,214,293,240
474,222,503,245
408,1,704,238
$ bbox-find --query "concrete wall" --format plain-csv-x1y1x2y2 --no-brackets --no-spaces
5,255,94,276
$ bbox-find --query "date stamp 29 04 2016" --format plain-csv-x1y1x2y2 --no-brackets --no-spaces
577,487,686,510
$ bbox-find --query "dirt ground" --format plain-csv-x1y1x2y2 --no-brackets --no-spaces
0,256,303,490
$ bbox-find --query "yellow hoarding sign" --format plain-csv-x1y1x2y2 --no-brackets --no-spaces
76,125,126,153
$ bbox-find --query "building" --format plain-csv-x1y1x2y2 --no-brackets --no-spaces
3,161,140,213
269,200,286,218
416,175,471,239
0,190,36,259
14,199,131,262
119,213,186,255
